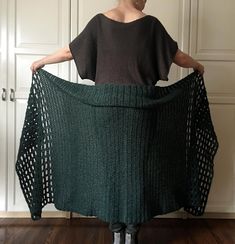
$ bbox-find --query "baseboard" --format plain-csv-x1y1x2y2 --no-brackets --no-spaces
1,211,235,219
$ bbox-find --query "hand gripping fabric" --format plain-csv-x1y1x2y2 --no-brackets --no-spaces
15,69,219,224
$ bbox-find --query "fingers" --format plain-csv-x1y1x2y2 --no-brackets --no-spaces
199,64,205,75
30,62,38,74
197,70,204,76
194,63,205,76
30,64,36,74
30,61,44,74
199,66,205,76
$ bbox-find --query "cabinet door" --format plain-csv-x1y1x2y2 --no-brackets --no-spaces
7,0,71,215
0,0,7,212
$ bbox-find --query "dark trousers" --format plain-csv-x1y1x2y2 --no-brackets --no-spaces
108,222,141,234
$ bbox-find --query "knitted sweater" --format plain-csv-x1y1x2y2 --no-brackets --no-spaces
15,69,219,225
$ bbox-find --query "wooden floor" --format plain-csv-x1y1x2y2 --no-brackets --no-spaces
0,217,235,244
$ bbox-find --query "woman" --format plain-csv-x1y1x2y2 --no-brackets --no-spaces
30,0,204,244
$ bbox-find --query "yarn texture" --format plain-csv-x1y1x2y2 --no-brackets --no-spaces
15,69,219,224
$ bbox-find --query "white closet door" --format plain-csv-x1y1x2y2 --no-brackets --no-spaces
0,0,8,212
7,0,71,215
190,0,235,214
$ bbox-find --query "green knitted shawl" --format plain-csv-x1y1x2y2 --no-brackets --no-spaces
15,69,219,225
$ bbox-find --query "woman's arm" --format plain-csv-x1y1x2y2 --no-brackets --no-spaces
30,45,73,73
173,49,205,75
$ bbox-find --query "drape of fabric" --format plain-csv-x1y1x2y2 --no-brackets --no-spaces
15,69,219,224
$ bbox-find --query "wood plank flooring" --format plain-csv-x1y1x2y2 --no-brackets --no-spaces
0,217,235,244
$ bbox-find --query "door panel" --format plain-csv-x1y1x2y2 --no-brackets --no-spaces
190,0,235,213
0,0,7,212
7,0,70,215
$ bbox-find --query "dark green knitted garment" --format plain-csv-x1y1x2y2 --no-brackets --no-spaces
15,69,219,224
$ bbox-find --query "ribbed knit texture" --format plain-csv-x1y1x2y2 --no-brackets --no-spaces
15,69,219,224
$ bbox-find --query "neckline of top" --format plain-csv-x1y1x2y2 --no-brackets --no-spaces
98,13,151,25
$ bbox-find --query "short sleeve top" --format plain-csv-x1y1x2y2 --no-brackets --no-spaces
69,13,178,86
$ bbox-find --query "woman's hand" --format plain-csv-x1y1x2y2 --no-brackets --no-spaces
30,60,45,73
193,62,205,75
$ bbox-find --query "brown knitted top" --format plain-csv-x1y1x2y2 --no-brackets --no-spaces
69,13,178,85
